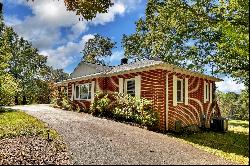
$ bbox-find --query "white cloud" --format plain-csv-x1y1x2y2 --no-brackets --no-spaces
110,50,124,62
216,77,245,93
4,0,141,69
41,34,95,69
91,3,125,25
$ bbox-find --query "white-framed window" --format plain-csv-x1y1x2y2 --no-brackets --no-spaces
205,83,210,102
124,78,135,96
177,78,184,103
75,83,92,100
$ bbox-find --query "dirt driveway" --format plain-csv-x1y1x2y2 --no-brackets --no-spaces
9,104,235,165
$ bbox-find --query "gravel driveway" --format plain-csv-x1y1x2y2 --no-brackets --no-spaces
8,104,235,165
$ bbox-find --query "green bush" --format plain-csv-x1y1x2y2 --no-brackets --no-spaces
90,93,159,129
90,93,116,117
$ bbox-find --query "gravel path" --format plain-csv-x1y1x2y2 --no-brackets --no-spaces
8,104,236,165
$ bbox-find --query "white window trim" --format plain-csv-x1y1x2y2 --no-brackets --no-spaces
205,82,210,102
75,83,92,101
184,78,188,105
119,78,124,93
209,83,213,103
124,78,135,96
177,78,184,103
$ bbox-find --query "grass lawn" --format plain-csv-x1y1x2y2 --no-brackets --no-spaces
0,108,58,140
170,120,249,164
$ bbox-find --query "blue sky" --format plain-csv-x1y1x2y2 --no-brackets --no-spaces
1,0,245,93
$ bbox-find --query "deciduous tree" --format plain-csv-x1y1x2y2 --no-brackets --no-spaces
81,34,116,65
123,0,249,85
27,0,113,20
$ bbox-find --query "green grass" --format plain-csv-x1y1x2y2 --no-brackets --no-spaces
170,120,249,164
0,108,58,140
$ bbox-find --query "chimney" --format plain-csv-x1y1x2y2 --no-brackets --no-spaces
0,2,3,14
120,58,128,65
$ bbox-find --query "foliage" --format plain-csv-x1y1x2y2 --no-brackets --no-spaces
90,93,115,117
90,93,159,128
217,89,249,120
28,0,113,21
63,0,113,20
44,67,69,83
0,12,19,106
50,85,83,112
171,120,249,164
81,34,116,65
122,0,249,86
0,109,58,139
0,8,68,105
0,74,19,105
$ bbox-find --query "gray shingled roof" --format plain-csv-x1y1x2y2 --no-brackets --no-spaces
57,59,221,84
108,60,163,74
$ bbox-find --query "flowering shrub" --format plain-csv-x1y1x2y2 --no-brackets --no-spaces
90,93,159,129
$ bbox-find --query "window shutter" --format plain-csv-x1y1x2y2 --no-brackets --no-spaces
173,75,177,106
91,81,95,103
71,83,74,101
184,78,188,105
135,75,141,98
209,83,212,103
204,80,206,103
119,78,124,93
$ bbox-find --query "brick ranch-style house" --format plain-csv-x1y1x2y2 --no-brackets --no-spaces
57,59,222,131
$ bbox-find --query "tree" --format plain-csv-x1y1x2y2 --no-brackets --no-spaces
43,67,69,83
122,0,249,85
81,34,116,65
235,89,249,120
217,89,249,120
3,27,49,104
28,0,113,20
0,9,19,105
0,3,68,105
217,91,239,118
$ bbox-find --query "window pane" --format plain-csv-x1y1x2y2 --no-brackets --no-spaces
80,85,89,99
177,80,183,102
127,80,135,96
88,84,92,99
75,85,79,99
177,80,182,90
177,90,181,102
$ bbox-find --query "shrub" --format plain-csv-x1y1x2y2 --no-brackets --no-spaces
90,93,116,117
90,93,159,129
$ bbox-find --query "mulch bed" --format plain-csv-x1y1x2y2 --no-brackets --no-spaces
0,136,70,165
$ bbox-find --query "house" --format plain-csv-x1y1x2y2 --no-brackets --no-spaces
57,58,222,131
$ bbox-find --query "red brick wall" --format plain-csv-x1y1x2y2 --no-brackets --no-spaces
66,69,216,131
167,72,215,131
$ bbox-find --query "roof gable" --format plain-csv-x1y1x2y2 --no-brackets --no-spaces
69,61,110,78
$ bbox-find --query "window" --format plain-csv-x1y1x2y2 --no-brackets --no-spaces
75,83,92,100
205,83,210,101
177,79,184,102
125,79,135,96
